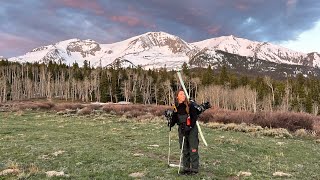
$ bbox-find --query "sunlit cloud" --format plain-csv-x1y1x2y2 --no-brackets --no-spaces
0,0,320,57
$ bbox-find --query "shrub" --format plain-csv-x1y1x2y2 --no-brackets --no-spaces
200,109,316,133
34,102,55,110
53,103,84,111
313,120,320,135
149,105,169,116
77,107,92,115
86,104,102,110
102,104,169,118
14,102,54,111
254,112,314,131
124,110,145,118
294,129,308,137
221,123,237,131
260,128,292,138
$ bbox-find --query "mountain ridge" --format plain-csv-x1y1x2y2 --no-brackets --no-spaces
6,31,320,78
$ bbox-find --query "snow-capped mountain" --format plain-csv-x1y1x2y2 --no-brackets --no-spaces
192,35,320,68
189,49,320,79
7,32,320,77
10,38,104,66
9,32,191,69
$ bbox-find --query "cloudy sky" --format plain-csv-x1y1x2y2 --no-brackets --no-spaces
1,0,320,57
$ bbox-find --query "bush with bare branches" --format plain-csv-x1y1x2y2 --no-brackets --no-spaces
102,104,169,118
199,108,317,133
12,101,55,111
77,107,93,115
52,103,84,112
253,111,314,131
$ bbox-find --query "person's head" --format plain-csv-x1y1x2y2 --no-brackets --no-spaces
176,89,186,103
175,89,189,113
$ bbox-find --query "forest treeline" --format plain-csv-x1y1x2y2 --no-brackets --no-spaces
1,59,320,115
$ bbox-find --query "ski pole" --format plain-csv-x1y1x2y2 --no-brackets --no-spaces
167,129,171,166
178,136,185,174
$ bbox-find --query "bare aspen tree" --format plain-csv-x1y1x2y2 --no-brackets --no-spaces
222,88,231,110
93,70,101,102
142,76,153,104
248,87,257,113
121,79,130,102
11,65,22,100
0,65,7,102
84,77,90,102
313,102,319,115
191,77,200,100
197,85,222,108
197,85,258,112
132,73,138,103
280,80,291,112
160,80,173,105
0,76,6,103
153,83,158,105
264,76,275,104
261,95,273,112
39,65,47,98
233,87,244,111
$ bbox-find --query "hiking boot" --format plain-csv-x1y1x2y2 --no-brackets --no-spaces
189,168,199,175
179,168,191,175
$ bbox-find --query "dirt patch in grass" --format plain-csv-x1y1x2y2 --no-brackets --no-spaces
129,172,145,178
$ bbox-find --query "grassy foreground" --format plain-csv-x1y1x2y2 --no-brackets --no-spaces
1,111,320,179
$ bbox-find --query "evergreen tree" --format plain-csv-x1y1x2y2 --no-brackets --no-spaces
201,65,214,86
182,62,190,77
219,65,229,85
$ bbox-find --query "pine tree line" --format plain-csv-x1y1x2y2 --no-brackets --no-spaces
1,60,320,115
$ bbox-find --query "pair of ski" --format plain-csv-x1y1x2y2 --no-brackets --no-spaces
167,70,208,174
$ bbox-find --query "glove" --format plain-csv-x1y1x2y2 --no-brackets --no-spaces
192,101,211,115
164,109,173,126
200,101,211,110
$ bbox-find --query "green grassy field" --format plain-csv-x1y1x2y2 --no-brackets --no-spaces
1,111,320,179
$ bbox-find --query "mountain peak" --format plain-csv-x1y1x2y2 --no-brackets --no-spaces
143,31,175,36
125,31,191,54
55,38,80,45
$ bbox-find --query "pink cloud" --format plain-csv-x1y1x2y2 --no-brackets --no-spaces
0,32,35,50
234,2,249,11
207,25,221,35
285,0,298,16
286,0,297,12
110,16,142,26
55,0,105,15
286,0,297,7
0,32,39,56
109,15,156,29
127,5,145,17
147,23,157,29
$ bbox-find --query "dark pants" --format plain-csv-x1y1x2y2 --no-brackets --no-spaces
179,125,199,171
